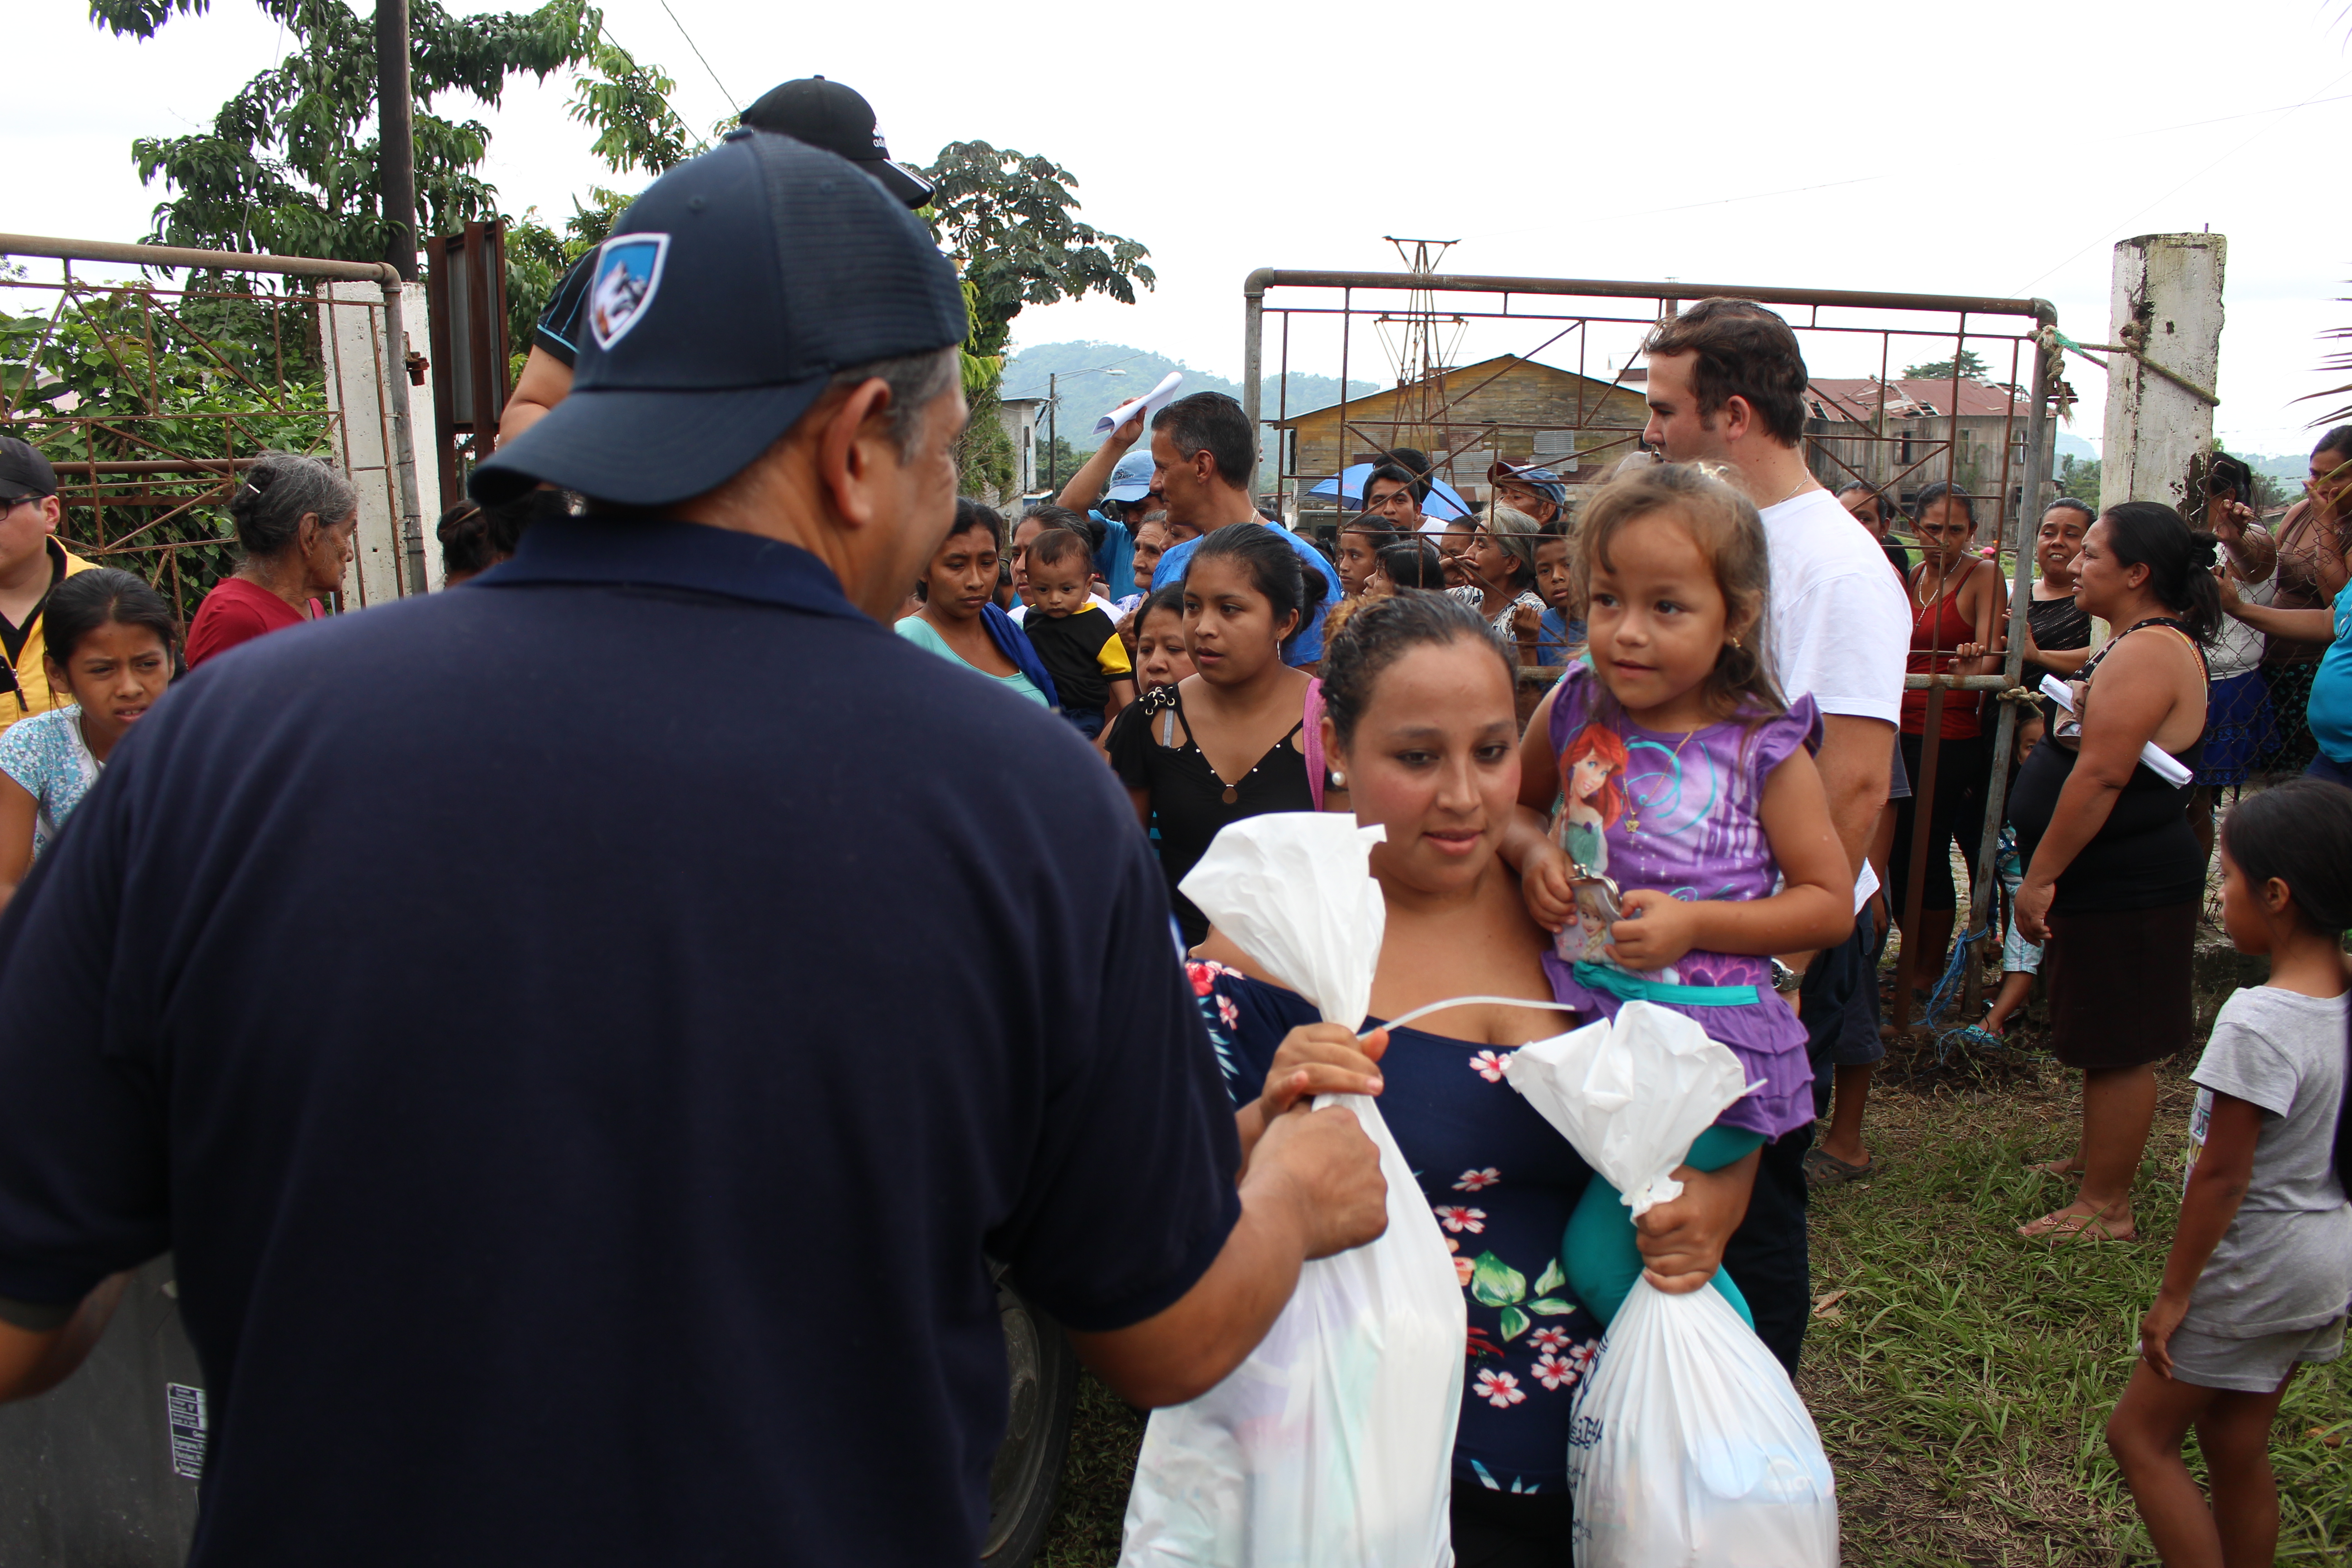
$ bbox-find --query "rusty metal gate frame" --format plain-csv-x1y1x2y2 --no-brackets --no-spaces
0,233,429,615
1242,269,2061,1029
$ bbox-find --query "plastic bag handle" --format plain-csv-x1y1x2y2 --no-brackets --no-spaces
1364,995,1580,1040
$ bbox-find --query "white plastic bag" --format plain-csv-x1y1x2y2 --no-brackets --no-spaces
1502,1001,1751,1218
1502,1001,1835,1567
1567,1281,1837,1567
1118,815,1465,1568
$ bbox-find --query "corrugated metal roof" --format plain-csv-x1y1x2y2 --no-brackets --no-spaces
1805,377,2029,424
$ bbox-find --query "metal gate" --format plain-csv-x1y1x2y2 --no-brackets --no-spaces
0,233,434,627
1241,268,2062,1026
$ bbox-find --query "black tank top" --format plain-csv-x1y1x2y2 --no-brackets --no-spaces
2007,618,2207,913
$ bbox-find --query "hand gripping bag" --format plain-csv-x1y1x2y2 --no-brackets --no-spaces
1118,814,1467,1568
1504,1002,1837,1568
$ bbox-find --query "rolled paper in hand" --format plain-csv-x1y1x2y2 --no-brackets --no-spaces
2038,674,2193,786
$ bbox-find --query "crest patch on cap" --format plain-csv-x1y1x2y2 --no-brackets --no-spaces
589,234,670,352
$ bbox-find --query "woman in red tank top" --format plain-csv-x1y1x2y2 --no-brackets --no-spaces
1888,482,2008,983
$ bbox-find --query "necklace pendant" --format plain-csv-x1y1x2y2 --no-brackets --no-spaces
1221,785,1238,804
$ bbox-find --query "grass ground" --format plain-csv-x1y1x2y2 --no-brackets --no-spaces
1030,927,2352,1566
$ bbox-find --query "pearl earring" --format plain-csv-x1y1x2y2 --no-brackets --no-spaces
1331,770,1346,787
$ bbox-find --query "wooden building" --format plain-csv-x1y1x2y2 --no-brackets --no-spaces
1272,355,1651,516
1802,378,2033,518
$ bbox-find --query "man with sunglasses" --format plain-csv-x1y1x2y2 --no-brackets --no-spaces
0,440,98,737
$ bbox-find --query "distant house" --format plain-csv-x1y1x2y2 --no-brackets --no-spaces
1272,355,1651,518
1803,378,2034,518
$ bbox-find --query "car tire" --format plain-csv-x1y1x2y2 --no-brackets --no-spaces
980,1276,1080,1567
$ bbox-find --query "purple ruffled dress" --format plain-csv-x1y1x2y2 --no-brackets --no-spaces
1539,664,1819,1141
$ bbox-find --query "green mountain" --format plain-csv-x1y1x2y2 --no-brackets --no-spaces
1001,341,1381,452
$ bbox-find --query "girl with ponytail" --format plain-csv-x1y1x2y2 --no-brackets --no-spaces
2107,777,2352,1563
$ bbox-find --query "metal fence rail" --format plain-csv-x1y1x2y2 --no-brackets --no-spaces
0,233,429,623
1244,267,2061,1027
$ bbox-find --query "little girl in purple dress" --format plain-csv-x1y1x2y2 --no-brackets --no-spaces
1516,464,1855,1330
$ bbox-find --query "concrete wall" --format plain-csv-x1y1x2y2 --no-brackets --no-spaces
320,280,441,605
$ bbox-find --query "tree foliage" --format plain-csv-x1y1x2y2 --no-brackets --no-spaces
1901,348,1990,382
920,142,1153,363
1,286,333,623
90,0,599,264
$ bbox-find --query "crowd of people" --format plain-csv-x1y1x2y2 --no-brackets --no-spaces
0,100,2342,1568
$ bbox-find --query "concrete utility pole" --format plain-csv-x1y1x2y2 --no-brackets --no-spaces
2098,232,2225,515
376,0,418,282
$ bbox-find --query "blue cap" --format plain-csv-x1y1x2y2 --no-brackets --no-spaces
1104,450,1155,504
1488,460,1568,510
474,129,966,508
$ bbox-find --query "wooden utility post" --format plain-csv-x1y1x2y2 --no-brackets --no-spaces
2098,233,2225,515
376,0,417,282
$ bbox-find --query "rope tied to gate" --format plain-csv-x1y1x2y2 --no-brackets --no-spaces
1993,684,2042,708
2033,324,2219,408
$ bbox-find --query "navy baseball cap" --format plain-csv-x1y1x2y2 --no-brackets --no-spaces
740,77,934,210
1488,460,1567,509
0,437,57,502
473,130,966,509
1104,450,1155,504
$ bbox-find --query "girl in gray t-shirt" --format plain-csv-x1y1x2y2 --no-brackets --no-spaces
2107,779,2352,1562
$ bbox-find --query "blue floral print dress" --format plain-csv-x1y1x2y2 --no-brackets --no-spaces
1187,958,1604,1497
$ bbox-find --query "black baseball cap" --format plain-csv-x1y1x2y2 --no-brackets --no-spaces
740,77,934,210
470,131,966,509
0,437,57,503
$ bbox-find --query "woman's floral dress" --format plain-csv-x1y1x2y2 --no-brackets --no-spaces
1189,959,1604,1496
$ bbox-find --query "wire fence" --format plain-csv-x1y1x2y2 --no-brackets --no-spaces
0,235,429,629
1242,269,2062,1024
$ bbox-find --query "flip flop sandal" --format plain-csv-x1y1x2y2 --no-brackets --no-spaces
1803,1146,1875,1188
2017,1207,2136,1243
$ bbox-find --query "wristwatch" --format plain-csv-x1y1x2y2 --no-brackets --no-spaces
1769,958,1801,995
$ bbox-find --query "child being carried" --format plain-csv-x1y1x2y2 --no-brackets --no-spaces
1511,463,1854,1330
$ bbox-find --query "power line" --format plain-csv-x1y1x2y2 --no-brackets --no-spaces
653,0,736,114
2010,67,2352,296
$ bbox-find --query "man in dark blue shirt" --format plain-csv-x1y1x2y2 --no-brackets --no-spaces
0,131,1385,1564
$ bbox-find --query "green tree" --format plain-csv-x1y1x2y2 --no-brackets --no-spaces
90,0,601,264
1901,348,1990,382
1035,433,1088,491
2059,453,2101,505
920,142,1153,364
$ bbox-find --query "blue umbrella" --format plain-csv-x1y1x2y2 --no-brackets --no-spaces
1309,463,1474,522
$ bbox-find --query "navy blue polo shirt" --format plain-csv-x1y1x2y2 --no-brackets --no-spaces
0,518,1241,1566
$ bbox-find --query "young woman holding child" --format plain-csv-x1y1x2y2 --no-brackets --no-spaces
1508,462,1851,1330
0,569,176,911
895,500,1055,708
1106,525,1341,946
2106,779,2351,1568
1187,584,1758,1563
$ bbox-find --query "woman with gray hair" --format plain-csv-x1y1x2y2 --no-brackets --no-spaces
1455,504,1550,663
186,452,359,667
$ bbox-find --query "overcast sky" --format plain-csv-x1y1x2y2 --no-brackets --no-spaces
11,0,2350,457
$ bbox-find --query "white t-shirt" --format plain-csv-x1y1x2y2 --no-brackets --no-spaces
1759,486,1912,906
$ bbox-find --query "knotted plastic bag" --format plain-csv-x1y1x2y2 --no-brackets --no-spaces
1118,814,1465,1568
1502,1001,1750,1217
1503,1002,1836,1567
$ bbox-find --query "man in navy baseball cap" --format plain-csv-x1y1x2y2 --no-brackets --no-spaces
0,126,1387,1568
499,75,936,441
474,128,967,523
